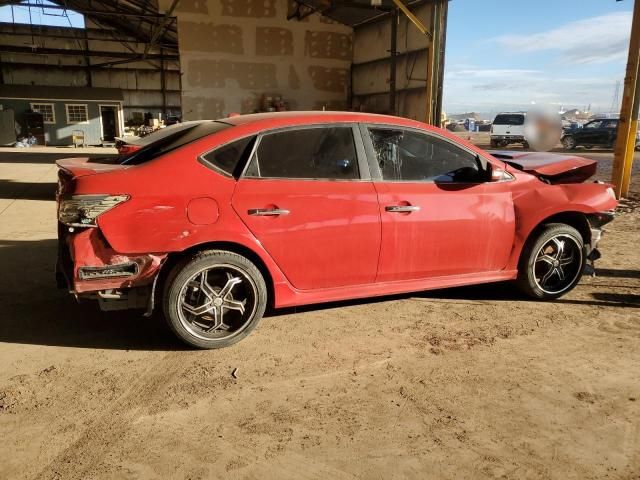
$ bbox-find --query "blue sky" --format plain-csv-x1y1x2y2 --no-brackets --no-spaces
0,1,84,28
443,0,633,116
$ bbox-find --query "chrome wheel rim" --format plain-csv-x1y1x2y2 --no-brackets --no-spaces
533,234,583,295
177,264,258,341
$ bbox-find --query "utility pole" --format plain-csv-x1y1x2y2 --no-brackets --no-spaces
611,0,640,198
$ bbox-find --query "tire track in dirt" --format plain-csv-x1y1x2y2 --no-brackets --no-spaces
31,351,187,480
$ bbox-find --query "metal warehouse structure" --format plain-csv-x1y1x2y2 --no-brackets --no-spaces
0,0,448,145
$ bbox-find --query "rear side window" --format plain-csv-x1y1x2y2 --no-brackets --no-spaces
200,136,256,177
493,114,525,126
244,126,359,180
121,122,232,165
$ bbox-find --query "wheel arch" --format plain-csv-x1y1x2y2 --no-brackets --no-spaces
517,211,591,267
156,241,276,309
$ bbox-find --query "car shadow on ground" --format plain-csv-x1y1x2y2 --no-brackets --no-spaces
0,237,637,350
0,180,57,201
0,151,116,164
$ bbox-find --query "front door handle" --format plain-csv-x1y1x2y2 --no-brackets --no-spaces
248,208,290,216
385,205,420,213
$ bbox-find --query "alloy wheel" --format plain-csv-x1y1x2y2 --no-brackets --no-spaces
532,234,583,295
177,264,258,341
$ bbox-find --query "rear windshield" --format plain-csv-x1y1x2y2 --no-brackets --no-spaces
121,121,232,165
493,114,525,126
126,121,207,147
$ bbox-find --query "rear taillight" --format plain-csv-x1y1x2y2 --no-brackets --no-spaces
117,144,142,155
58,195,129,227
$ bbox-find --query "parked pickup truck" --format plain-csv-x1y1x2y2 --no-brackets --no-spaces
490,112,528,148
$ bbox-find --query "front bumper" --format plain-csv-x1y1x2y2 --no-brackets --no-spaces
585,210,615,262
56,224,166,295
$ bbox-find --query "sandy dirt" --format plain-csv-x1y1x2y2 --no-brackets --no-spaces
0,149,638,480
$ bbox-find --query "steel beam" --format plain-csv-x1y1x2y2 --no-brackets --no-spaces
611,0,640,198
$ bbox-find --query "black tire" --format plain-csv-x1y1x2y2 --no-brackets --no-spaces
162,250,268,349
490,139,499,148
562,136,576,150
517,223,586,300
522,141,530,149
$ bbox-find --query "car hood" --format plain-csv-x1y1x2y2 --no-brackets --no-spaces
488,151,597,183
56,157,127,178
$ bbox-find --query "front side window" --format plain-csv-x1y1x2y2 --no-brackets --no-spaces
65,104,88,124
30,103,55,123
369,128,484,183
244,126,359,180
585,121,603,129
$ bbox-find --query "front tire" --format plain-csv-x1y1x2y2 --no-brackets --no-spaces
517,224,586,300
163,250,268,349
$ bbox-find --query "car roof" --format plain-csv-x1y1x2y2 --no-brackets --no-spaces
219,110,427,130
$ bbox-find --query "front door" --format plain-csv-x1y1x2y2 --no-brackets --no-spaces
232,125,380,290
575,120,604,146
363,126,515,282
100,106,118,142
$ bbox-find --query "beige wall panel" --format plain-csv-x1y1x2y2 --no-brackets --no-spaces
353,3,433,64
179,23,243,54
177,0,352,120
352,52,429,96
256,27,294,56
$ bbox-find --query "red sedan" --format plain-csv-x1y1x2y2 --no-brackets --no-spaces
56,112,617,349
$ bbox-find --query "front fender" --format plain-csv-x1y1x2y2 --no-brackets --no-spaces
506,181,617,269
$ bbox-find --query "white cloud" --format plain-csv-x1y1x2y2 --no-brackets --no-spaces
493,11,632,64
443,66,620,114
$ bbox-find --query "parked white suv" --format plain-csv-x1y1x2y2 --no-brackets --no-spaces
490,112,528,148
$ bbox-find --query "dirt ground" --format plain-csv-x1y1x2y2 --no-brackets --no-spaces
0,147,638,480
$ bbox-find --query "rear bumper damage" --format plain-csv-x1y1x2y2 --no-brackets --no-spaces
56,225,167,312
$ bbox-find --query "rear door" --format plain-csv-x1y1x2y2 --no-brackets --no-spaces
363,126,515,282
231,124,381,290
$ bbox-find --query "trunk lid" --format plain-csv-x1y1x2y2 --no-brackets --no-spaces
56,157,127,200
56,157,126,178
488,151,597,183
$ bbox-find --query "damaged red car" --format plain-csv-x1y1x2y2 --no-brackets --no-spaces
56,112,617,349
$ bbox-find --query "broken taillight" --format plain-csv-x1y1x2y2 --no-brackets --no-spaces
58,195,129,227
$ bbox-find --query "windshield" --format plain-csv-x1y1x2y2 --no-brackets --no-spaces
121,121,232,165
493,114,525,126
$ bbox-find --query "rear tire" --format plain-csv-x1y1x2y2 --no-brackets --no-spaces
162,250,268,349
517,223,586,300
562,136,576,150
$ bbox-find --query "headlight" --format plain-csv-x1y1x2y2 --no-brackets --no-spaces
58,194,129,227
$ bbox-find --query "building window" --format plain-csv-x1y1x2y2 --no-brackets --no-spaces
65,104,88,124
30,103,55,124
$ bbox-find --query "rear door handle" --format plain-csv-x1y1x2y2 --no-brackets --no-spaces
385,205,420,213
248,208,290,216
